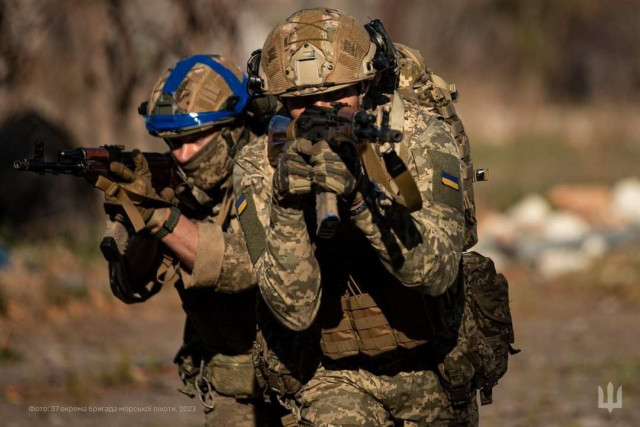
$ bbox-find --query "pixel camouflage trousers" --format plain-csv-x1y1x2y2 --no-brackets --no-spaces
290,365,479,426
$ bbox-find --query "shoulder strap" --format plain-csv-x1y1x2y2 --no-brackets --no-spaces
96,175,146,232
361,91,422,212
215,187,235,227
389,90,405,132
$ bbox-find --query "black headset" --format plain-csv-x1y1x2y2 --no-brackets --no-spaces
364,19,399,93
364,19,398,74
246,18,399,96
247,49,264,96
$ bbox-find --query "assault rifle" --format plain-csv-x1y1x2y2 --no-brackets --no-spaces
294,104,402,146
269,103,403,239
14,142,182,193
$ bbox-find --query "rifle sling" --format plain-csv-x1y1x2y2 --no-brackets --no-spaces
391,164,422,212
361,143,422,212
361,143,395,196
95,175,173,233
360,90,422,212
95,176,146,232
391,90,422,212
215,187,235,227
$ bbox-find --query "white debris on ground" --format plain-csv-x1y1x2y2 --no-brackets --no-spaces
612,178,640,223
475,177,640,277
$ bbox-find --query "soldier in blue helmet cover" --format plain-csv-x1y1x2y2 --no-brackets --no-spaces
99,54,282,426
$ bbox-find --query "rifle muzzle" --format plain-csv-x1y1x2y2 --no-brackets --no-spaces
13,160,28,171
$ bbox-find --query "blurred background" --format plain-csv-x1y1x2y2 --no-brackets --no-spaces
1,0,639,425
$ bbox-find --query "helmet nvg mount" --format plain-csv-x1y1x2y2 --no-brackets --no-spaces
256,8,377,97
143,54,249,139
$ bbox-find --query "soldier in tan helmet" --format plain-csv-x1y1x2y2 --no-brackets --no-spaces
234,8,479,426
98,54,282,426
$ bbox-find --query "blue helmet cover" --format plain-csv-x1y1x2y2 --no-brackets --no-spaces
145,55,249,134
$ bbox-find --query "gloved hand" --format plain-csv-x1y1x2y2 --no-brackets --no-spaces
103,150,173,230
310,140,361,200
272,138,313,201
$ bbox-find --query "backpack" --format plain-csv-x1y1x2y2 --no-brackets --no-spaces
395,44,517,407
395,43,484,250
438,252,519,407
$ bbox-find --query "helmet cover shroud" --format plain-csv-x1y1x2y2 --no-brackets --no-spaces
258,8,377,97
145,55,249,138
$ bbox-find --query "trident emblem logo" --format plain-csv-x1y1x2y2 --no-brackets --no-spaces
598,382,622,413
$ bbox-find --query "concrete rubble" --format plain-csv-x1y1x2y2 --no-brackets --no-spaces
475,177,640,277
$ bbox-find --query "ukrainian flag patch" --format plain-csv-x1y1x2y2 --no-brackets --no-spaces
235,194,247,215
441,172,460,191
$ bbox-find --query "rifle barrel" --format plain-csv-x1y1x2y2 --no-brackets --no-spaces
386,129,403,142
13,159,85,175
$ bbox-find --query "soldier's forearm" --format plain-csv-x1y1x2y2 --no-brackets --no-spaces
152,211,198,270
259,203,322,330
215,231,257,293
349,103,466,293
351,204,461,294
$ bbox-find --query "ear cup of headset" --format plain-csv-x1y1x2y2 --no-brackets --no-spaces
364,19,398,73
247,49,264,96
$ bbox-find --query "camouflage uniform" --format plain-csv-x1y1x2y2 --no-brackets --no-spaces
234,8,482,425
234,95,479,425
102,55,282,427
104,136,286,427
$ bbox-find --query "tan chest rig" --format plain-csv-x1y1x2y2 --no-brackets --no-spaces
319,273,453,360
252,210,457,398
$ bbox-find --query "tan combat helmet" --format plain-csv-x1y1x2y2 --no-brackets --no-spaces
144,54,249,139
257,8,377,97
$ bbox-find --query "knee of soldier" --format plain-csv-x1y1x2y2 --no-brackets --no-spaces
298,375,389,426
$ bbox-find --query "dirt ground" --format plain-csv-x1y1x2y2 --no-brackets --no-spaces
479,256,640,427
1,242,639,427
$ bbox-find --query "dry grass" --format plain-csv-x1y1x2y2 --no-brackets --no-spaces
1,238,639,425
0,237,187,410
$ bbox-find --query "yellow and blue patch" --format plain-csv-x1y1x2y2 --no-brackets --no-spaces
235,194,247,215
441,172,460,191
